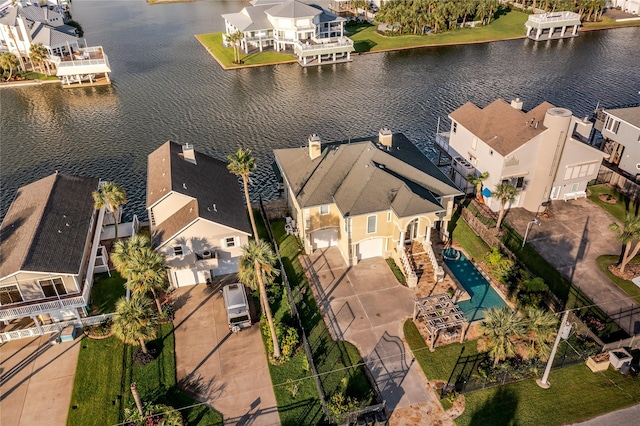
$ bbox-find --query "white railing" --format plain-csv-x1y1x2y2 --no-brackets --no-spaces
295,37,353,52
424,242,442,282
528,11,580,24
435,132,450,152
0,296,86,321
400,247,418,287
0,313,113,343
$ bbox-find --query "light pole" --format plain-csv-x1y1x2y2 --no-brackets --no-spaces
522,217,541,248
537,310,570,389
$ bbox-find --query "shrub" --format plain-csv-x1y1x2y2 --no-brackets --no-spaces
327,392,360,423
124,403,183,426
386,258,406,283
485,247,516,283
261,320,300,363
518,277,549,307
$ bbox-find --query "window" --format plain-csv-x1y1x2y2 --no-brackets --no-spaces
173,245,184,256
320,205,330,215
571,183,580,192
39,278,67,298
452,122,457,134
224,237,237,248
471,137,477,150
515,176,525,189
0,285,23,305
387,211,392,222
367,215,377,234
605,117,620,134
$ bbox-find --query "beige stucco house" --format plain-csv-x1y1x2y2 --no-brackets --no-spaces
597,106,640,180
274,129,462,266
147,141,252,288
435,98,607,213
0,172,108,332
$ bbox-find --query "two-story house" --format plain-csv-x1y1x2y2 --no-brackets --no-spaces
222,0,353,66
274,129,462,266
435,98,607,213
0,172,108,335
146,141,252,288
597,106,640,181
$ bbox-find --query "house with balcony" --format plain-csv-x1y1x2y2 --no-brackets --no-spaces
0,172,109,340
222,0,353,66
435,98,607,214
0,1,111,84
525,11,581,41
594,106,640,181
147,141,252,288
273,129,462,270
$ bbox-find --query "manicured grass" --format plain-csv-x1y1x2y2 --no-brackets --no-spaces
587,184,639,222
583,16,640,30
272,219,375,423
68,323,222,425
456,363,640,426
449,213,491,261
597,255,640,300
349,10,528,53
67,335,126,426
89,271,127,314
403,319,478,382
196,33,297,68
2,71,59,81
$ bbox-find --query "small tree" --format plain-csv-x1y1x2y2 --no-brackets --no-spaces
226,31,244,64
493,181,520,229
0,52,19,81
467,171,489,204
227,148,259,241
93,181,127,240
112,295,158,355
479,306,525,366
29,43,49,75
609,213,640,274
520,308,558,361
124,246,170,316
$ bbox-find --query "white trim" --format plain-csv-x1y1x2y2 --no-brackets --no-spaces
155,217,251,250
366,215,377,234
0,284,24,306
38,277,68,298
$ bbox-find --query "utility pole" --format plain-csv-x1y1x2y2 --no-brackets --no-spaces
537,310,570,389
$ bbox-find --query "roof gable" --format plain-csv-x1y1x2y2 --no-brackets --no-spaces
605,106,640,129
266,0,322,19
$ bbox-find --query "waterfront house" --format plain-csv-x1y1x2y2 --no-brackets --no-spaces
0,1,111,84
0,172,109,337
611,0,640,15
222,0,353,66
435,98,607,213
146,142,252,288
273,129,462,267
525,11,581,41
595,106,640,181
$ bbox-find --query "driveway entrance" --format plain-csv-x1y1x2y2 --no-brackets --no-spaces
305,247,445,419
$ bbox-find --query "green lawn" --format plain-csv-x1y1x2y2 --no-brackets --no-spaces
587,184,639,222
583,16,640,30
457,363,640,426
195,33,297,69
449,212,491,261
404,319,479,382
89,272,127,314
270,219,375,424
68,324,222,425
350,10,528,53
597,255,640,300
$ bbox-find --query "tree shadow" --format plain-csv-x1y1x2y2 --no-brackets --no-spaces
468,386,519,426
353,40,376,53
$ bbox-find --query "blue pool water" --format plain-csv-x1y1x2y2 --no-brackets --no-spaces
443,249,507,322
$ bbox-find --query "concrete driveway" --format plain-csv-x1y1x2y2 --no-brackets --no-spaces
0,335,81,426
305,247,445,419
172,284,280,426
506,198,640,336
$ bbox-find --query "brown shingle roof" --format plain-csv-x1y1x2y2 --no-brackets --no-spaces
0,173,99,278
152,199,199,247
449,99,555,156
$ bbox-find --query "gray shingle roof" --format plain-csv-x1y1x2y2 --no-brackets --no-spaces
266,0,322,18
222,5,273,32
30,22,79,49
605,106,640,129
449,99,555,156
0,173,99,278
147,141,252,245
274,133,461,218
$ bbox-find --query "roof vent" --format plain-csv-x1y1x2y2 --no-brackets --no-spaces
511,97,523,110
308,134,321,160
379,127,392,148
182,143,197,165
183,183,187,189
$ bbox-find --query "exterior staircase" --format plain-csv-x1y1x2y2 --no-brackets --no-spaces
407,241,435,287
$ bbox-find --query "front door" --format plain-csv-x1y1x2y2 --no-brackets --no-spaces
406,219,418,242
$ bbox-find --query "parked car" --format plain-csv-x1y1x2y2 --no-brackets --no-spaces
222,283,252,332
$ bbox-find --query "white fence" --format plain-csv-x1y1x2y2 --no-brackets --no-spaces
0,313,113,344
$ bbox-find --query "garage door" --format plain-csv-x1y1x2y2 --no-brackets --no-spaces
173,268,200,287
357,239,383,260
312,228,338,250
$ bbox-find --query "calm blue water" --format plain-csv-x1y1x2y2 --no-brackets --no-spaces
444,250,506,321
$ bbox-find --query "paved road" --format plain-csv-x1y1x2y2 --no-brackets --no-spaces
305,247,446,420
507,198,640,336
570,402,640,425
172,284,280,426
0,335,81,426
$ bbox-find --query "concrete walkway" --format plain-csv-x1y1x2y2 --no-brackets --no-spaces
0,335,81,426
305,247,448,422
570,402,640,425
172,284,280,426
506,198,640,336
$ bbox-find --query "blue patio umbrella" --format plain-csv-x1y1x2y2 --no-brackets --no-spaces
482,187,492,198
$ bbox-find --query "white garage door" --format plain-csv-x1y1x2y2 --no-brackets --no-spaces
357,239,384,260
312,228,338,250
173,268,200,287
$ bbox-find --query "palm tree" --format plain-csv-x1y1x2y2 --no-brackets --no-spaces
111,234,152,277
479,306,525,366
125,247,169,315
112,295,158,355
227,148,259,242
493,181,520,229
93,181,127,241
227,31,244,64
521,308,558,361
0,52,19,81
467,171,490,204
609,213,640,274
238,240,281,358
29,43,49,75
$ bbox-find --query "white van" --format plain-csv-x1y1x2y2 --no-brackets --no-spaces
222,283,252,331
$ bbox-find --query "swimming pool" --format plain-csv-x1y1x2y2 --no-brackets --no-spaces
443,248,507,322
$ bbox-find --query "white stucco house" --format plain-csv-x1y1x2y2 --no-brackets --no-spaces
222,0,353,66
598,106,640,180
0,172,109,340
435,98,607,213
146,141,252,288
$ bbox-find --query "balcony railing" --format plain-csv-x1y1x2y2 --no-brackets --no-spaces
0,313,113,343
527,11,580,24
435,132,450,152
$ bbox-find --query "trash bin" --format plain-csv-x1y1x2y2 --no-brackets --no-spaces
620,361,631,375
